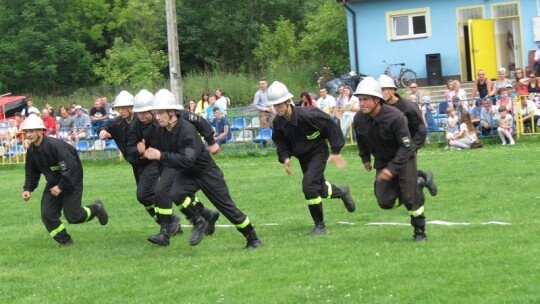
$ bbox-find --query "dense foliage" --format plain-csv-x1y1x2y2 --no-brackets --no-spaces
0,0,348,96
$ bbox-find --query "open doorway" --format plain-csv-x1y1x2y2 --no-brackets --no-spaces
492,2,522,75
457,6,484,82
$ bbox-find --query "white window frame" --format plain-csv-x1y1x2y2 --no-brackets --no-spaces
386,8,431,41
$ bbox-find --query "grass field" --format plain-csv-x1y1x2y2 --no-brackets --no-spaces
1,139,539,303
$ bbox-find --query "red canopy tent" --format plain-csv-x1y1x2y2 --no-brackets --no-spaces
0,95,27,121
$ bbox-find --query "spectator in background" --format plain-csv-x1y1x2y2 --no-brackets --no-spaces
470,98,484,128
89,100,108,127
21,99,40,117
316,87,336,117
448,80,469,110
187,100,197,113
195,92,210,116
496,87,513,113
480,98,500,135
334,85,347,121
57,107,75,145
526,73,540,94
340,86,359,139
100,96,113,118
211,107,232,145
514,68,529,96
69,102,77,116
533,42,540,76
215,88,228,114
300,91,317,107
447,112,479,150
71,105,91,146
56,105,66,122
491,67,513,97
407,82,424,101
497,106,515,145
471,69,494,102
44,102,55,117
445,107,459,145
41,108,57,137
205,96,224,121
252,78,274,129
505,83,516,99
518,94,540,132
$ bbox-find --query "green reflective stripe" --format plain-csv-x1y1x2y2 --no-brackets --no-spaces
155,207,173,215
49,224,65,237
306,130,320,140
235,217,250,229
84,206,91,221
307,197,322,205
179,197,192,209
392,201,401,209
50,166,59,171
194,196,200,203
408,206,425,217
325,181,332,198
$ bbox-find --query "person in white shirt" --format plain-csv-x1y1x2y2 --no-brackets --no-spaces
215,89,228,114
316,87,336,117
21,99,40,117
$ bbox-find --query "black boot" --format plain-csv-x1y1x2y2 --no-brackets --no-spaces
168,214,183,236
339,184,356,212
91,200,108,225
148,223,171,246
424,172,438,196
309,222,326,235
181,204,207,246
417,176,426,205
239,224,262,249
411,215,427,242
200,208,220,236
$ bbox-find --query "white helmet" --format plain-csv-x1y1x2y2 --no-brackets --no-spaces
267,81,294,105
151,89,182,111
21,114,46,130
133,89,154,112
353,76,383,100
114,90,135,107
377,74,396,89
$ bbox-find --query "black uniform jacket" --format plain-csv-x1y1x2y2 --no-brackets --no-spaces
272,105,344,164
155,118,215,174
353,104,415,175
24,136,83,192
391,93,427,149
125,110,215,166
102,116,132,156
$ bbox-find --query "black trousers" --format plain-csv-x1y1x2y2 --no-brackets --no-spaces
298,151,343,200
374,155,422,212
132,162,160,207
40,185,90,243
169,164,248,226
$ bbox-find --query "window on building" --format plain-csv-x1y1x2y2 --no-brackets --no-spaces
387,8,431,40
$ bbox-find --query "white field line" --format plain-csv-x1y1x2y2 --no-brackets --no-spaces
183,220,511,228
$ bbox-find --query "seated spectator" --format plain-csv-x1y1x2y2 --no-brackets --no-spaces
187,100,197,113
518,95,540,132
495,87,513,113
72,105,91,146
445,107,459,138
100,95,114,118
21,99,40,117
6,118,21,148
44,101,55,117
300,91,317,107
57,107,75,144
480,98,500,135
447,112,479,150
41,108,57,137
56,105,66,122
340,86,359,139
211,107,231,145
316,87,336,117
505,83,517,99
205,96,224,121
89,100,108,124
215,88,229,115
497,107,515,145
469,98,484,128
196,92,210,116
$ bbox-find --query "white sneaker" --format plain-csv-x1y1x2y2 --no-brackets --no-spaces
509,140,515,145
501,142,506,146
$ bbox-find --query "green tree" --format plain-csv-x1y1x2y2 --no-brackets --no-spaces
299,2,349,73
253,18,302,71
0,0,95,94
93,38,168,88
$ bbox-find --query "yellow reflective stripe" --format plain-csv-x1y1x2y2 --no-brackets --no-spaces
235,217,250,229
325,181,332,198
306,130,321,140
307,197,322,205
84,206,91,221
155,207,173,215
408,206,425,217
179,197,192,209
49,224,65,237
50,166,59,171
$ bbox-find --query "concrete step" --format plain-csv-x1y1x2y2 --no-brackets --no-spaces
413,82,474,102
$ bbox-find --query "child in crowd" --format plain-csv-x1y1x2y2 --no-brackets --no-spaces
497,106,515,145
445,107,459,147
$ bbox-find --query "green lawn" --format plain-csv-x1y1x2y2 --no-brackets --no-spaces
1,139,539,303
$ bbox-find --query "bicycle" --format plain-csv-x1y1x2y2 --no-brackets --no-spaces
382,61,417,88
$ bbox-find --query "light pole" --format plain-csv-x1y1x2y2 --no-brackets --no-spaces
165,0,183,106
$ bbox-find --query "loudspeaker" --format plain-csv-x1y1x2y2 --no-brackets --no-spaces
426,53,443,86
